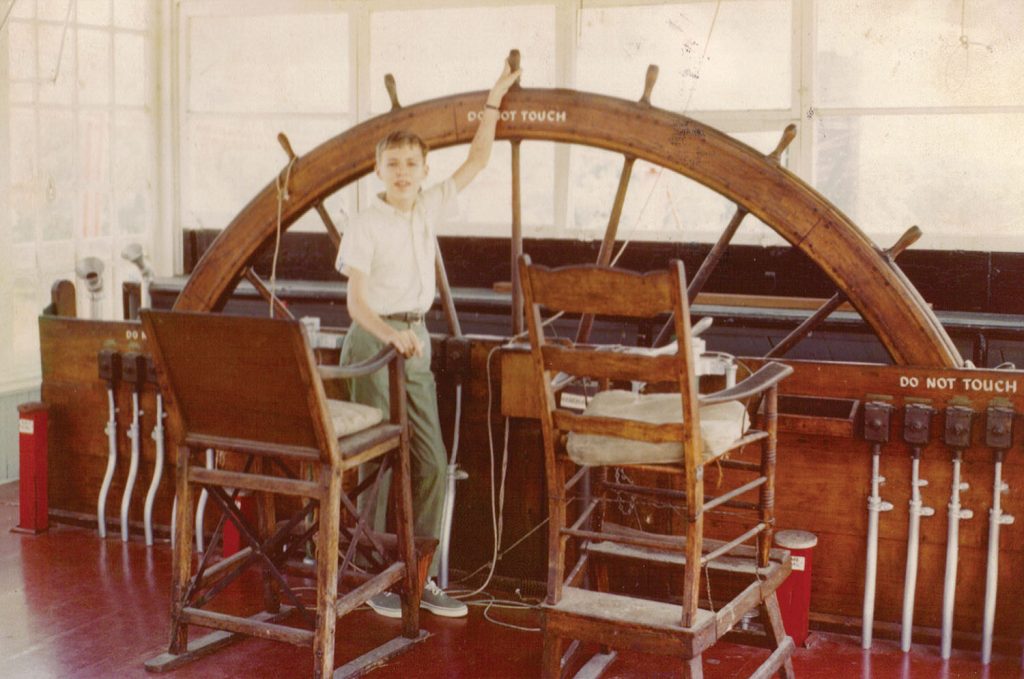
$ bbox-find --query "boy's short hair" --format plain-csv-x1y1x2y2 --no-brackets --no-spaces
375,130,429,163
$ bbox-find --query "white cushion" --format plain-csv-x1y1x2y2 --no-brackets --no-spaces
326,399,384,437
565,389,749,466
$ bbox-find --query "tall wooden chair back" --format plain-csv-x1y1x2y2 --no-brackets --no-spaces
143,311,336,466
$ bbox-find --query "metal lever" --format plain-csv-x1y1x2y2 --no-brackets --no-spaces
900,402,935,652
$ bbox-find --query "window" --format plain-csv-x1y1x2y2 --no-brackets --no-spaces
2,0,158,387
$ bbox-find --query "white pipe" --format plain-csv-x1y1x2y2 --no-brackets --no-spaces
89,292,103,320
97,387,118,538
940,456,973,658
143,393,165,546
195,448,214,553
439,383,468,589
900,456,934,652
862,446,893,649
120,391,142,542
981,459,1014,664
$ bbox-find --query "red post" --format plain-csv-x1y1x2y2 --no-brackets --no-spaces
774,529,818,647
13,402,49,534
221,493,256,557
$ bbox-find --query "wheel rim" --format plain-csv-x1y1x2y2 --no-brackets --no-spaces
175,86,962,368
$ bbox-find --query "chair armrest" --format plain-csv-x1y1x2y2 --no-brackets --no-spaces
698,361,793,406
317,345,399,383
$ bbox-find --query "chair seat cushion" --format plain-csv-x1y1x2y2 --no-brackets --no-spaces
566,390,749,466
327,399,384,437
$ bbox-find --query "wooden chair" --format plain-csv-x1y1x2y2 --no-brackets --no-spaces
140,310,434,679
518,255,796,679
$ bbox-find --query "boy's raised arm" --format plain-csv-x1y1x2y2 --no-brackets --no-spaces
451,60,522,192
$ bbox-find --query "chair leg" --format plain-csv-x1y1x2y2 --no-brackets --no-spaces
545,460,569,605
392,440,421,639
313,463,342,679
169,446,194,655
761,592,796,679
759,388,779,569
541,627,563,679
681,511,703,628
256,460,281,614
682,654,704,679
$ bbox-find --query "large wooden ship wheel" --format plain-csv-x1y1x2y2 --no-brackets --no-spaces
174,55,962,369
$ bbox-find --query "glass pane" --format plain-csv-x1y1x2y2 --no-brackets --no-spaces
9,21,37,79
11,251,43,360
578,1,791,112
113,0,150,30
76,0,109,26
38,109,75,240
10,107,37,186
38,0,70,21
10,187,39,244
37,23,75,105
369,5,556,113
569,130,788,245
113,110,153,191
10,82,36,104
183,115,345,232
113,32,147,106
11,0,35,19
114,189,149,236
816,0,1024,108
188,12,349,114
113,111,154,236
815,113,1024,252
77,27,110,105
78,110,111,238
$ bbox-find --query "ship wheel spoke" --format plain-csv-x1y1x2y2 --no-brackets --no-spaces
765,226,921,358
653,123,797,347
243,267,294,320
277,132,341,250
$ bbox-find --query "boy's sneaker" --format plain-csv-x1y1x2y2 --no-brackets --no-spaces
367,591,402,619
420,579,468,618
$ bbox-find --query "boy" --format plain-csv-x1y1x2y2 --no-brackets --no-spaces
336,60,521,618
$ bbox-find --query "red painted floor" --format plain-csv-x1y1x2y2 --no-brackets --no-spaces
1,481,1020,678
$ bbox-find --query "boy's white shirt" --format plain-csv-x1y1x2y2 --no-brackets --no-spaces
336,178,458,315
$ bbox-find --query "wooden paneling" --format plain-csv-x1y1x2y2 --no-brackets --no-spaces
39,316,175,526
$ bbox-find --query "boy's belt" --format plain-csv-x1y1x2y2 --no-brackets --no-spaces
382,311,424,324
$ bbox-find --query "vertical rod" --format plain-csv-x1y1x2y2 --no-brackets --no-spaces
120,391,142,542
143,393,165,546
97,387,118,538
901,453,931,652
940,453,971,658
510,140,523,335
981,453,1011,664
862,443,891,649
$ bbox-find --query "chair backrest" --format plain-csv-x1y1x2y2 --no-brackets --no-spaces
518,255,703,461
141,310,336,465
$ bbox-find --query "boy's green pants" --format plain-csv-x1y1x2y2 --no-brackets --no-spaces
340,320,447,577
